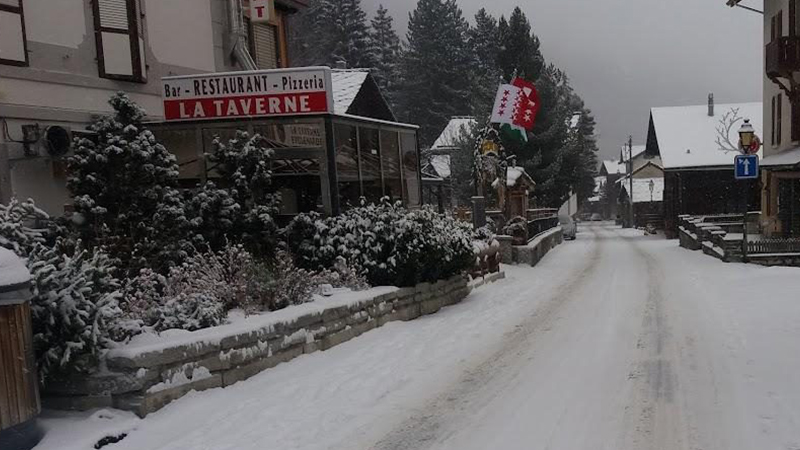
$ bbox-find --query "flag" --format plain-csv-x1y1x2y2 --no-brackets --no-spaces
490,77,541,143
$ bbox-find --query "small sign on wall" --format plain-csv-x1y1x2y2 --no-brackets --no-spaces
251,0,273,23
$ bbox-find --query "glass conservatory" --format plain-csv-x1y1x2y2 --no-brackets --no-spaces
151,67,421,220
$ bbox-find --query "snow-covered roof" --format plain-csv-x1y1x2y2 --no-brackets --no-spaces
621,178,664,203
602,160,625,176
0,248,30,287
506,166,534,188
621,145,646,161
650,102,763,170
431,117,477,150
587,196,601,203
330,70,370,115
429,155,451,179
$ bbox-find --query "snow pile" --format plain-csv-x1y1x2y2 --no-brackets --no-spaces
0,247,30,287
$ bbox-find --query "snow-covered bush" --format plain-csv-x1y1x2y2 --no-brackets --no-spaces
502,216,528,244
68,93,192,275
285,201,474,287
28,242,123,382
261,252,368,312
0,198,49,256
205,131,281,257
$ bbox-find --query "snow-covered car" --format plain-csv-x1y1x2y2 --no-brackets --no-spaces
559,215,577,240
591,213,602,221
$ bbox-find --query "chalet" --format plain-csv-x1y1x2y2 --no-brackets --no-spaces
617,161,665,228
421,116,477,209
647,97,762,238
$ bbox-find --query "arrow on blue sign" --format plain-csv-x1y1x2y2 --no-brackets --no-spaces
734,154,759,180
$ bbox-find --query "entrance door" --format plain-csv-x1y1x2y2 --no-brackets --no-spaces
778,178,800,237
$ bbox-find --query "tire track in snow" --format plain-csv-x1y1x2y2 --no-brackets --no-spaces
369,228,605,450
616,231,694,450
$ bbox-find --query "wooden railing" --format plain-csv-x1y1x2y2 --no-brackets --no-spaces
747,238,800,255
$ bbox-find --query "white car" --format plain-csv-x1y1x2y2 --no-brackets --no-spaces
559,215,577,240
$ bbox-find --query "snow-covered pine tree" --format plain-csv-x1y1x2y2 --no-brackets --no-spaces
28,241,123,381
207,131,280,257
0,198,49,257
469,9,502,117
287,0,374,69
328,0,374,68
398,0,474,146
68,93,191,275
497,7,545,82
368,5,402,106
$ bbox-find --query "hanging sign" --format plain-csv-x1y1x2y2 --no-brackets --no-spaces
162,67,334,122
251,0,273,23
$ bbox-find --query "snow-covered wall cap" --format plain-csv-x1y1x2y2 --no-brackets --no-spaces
0,247,31,290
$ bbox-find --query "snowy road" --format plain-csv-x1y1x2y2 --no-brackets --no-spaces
38,224,800,450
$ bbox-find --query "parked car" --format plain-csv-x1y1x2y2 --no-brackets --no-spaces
559,215,577,240
590,213,602,221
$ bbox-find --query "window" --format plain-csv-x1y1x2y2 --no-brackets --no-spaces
771,10,783,42
92,0,146,82
778,93,783,146
772,96,777,146
401,133,421,208
359,127,383,204
335,124,361,208
249,21,281,70
0,0,28,66
381,130,403,203
791,1,798,36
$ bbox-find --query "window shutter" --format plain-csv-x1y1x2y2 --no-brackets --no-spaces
0,0,28,66
93,0,146,82
778,10,784,39
772,96,777,146
252,23,279,70
791,0,797,36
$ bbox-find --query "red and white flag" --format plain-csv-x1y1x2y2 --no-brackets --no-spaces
490,77,541,141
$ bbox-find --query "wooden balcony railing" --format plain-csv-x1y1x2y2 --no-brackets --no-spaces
766,36,800,79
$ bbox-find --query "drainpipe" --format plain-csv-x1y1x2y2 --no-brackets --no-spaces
227,0,257,70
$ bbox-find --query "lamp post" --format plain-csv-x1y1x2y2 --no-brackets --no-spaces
737,119,758,262
649,179,655,203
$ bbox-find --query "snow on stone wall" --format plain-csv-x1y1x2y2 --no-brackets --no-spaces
43,275,472,417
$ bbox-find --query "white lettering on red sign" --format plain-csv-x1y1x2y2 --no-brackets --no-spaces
162,68,333,121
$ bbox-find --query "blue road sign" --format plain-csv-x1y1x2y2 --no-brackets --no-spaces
735,154,759,180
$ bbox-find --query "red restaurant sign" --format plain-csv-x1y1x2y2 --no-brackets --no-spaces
162,67,334,122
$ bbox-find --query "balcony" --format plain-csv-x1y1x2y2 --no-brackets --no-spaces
766,36,800,80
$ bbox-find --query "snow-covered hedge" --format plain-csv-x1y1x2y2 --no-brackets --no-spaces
285,201,475,287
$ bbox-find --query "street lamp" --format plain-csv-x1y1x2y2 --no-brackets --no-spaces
649,179,655,203
738,119,756,154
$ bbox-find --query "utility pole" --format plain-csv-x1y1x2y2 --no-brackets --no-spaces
628,135,635,228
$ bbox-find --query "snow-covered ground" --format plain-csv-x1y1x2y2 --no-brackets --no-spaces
35,225,800,450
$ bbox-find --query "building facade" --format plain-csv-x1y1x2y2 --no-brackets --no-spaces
762,0,800,237
647,98,762,238
0,0,305,215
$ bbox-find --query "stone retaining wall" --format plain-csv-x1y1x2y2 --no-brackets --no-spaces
44,275,471,417
512,227,563,266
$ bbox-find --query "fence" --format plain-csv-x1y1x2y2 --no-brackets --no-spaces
747,238,800,255
527,216,560,241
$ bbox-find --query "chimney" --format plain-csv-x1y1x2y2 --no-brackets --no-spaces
708,93,714,117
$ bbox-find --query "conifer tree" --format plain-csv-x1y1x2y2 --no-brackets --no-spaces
289,0,374,68
398,0,474,146
369,5,402,107
67,93,192,275
469,9,502,118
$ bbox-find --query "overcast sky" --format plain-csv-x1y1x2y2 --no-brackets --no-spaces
362,0,764,161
